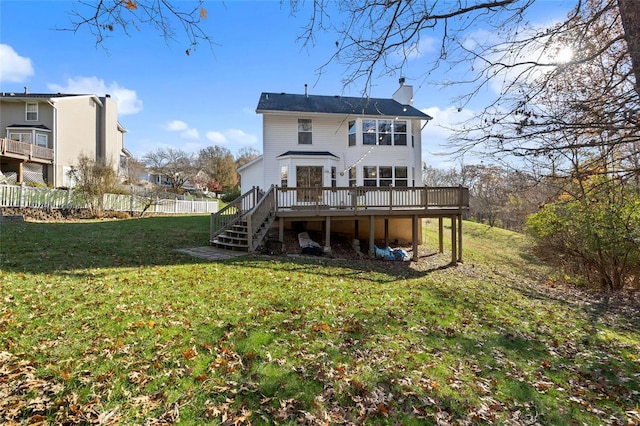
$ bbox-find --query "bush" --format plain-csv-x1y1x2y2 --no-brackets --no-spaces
221,189,241,203
526,183,640,291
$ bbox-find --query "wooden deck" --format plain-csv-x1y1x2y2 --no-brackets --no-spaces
0,138,54,164
211,186,469,262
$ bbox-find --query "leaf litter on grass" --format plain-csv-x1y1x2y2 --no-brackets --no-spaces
1,218,639,424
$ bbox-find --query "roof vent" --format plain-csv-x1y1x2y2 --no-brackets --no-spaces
24,86,29,95
305,84,308,97
399,77,405,86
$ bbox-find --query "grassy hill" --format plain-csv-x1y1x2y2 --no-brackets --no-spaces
1,216,639,424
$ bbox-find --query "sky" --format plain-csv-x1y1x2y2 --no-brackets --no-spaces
0,0,576,168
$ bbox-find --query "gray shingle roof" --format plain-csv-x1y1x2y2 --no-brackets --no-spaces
257,92,431,119
7,124,51,130
277,151,339,158
0,92,84,99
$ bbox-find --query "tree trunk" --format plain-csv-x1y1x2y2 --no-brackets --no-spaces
618,0,640,95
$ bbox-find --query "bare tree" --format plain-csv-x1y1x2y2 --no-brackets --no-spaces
453,0,639,183
68,154,118,218
121,157,146,185
61,0,213,55
143,147,196,192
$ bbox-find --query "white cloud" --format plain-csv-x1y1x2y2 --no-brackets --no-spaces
181,128,200,140
225,129,257,144
165,120,199,140
206,131,227,144
397,37,438,61
205,128,258,145
166,120,189,131
0,44,33,83
47,76,143,115
421,106,478,168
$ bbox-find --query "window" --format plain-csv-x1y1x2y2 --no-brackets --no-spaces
298,119,312,144
331,167,337,188
35,134,48,148
363,166,377,187
362,120,376,145
9,132,31,143
379,166,392,187
280,165,288,188
363,165,409,187
395,166,408,187
378,120,392,145
394,121,407,146
348,120,356,146
349,168,357,187
26,103,38,121
361,119,407,146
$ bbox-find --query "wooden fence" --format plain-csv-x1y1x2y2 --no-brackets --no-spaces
0,184,219,214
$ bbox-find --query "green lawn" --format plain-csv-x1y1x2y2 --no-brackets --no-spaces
1,216,639,425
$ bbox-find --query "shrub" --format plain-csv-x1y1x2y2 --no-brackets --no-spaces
526,181,640,291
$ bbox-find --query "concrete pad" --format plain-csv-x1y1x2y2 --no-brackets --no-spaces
176,246,249,261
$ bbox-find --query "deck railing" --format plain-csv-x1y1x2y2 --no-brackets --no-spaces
0,138,54,162
274,186,469,211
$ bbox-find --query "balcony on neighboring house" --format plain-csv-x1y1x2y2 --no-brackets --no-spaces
0,137,54,163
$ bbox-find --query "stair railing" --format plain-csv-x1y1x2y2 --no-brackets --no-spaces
245,185,276,252
210,187,261,243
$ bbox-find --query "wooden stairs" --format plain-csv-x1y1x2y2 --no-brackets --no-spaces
211,212,275,252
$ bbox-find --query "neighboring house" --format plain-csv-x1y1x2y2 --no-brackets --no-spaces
0,88,129,187
216,80,470,262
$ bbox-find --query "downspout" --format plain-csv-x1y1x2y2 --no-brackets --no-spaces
47,99,58,187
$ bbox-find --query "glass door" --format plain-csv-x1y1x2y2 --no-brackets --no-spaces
296,166,323,202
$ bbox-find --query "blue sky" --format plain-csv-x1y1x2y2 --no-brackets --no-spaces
0,0,575,167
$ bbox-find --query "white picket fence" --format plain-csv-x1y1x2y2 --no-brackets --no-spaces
0,184,219,214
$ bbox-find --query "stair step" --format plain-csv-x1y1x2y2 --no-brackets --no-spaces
212,239,249,251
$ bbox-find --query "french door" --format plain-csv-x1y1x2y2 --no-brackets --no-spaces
296,166,323,202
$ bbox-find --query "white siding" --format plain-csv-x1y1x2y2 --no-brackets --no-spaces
261,113,425,188
239,157,263,193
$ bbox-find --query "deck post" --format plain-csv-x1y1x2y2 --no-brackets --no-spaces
17,161,23,184
451,215,457,264
458,214,463,262
438,217,444,253
279,217,284,242
325,216,331,253
384,219,389,246
412,215,419,261
369,215,375,256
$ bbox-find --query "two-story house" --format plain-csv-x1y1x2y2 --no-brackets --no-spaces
0,89,128,187
240,79,427,192
214,81,469,262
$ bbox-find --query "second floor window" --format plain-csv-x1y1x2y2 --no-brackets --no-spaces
348,120,356,146
362,119,407,146
26,103,38,121
298,119,312,144
280,165,288,188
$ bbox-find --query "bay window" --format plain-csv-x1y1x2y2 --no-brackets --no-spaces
362,166,409,187
361,119,408,146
